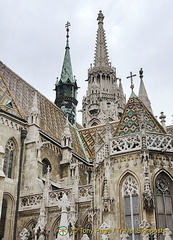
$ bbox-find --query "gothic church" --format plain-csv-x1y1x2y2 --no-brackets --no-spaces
0,10,173,240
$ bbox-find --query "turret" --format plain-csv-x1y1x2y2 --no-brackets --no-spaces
54,22,78,125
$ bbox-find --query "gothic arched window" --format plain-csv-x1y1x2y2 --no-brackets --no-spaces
42,158,51,175
0,199,7,239
155,173,173,232
122,175,140,240
3,139,16,178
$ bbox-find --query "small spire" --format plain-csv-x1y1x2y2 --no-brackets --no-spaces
58,21,74,83
138,68,153,113
159,112,166,131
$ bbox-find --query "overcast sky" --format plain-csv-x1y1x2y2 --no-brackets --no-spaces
1,0,173,126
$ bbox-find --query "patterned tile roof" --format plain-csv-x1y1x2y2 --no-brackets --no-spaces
79,121,118,160
167,125,173,135
114,92,166,136
0,61,86,159
0,74,23,119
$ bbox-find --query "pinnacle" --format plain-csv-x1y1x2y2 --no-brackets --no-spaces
93,11,110,68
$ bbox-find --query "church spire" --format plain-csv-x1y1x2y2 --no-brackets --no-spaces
54,22,78,125
138,68,153,113
59,21,74,84
94,10,110,68
82,11,126,127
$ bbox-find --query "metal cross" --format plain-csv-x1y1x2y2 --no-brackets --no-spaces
65,21,71,39
126,71,136,91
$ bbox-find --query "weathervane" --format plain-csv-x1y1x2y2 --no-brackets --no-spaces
65,21,70,40
126,71,136,91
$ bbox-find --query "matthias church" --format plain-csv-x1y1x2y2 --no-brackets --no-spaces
0,11,173,240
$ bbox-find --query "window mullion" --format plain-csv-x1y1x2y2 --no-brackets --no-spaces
130,193,135,240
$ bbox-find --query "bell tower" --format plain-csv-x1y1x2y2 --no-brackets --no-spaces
54,22,78,125
82,11,126,128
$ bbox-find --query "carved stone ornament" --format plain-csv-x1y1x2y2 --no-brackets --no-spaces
163,228,173,240
156,178,169,194
120,233,129,240
100,222,110,240
139,219,151,229
19,228,30,240
81,234,90,240
142,176,154,211
34,197,47,240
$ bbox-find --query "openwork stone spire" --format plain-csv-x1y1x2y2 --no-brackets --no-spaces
82,11,126,127
94,10,109,67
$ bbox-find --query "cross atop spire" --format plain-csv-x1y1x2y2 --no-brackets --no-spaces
58,21,74,83
126,71,136,92
65,21,70,42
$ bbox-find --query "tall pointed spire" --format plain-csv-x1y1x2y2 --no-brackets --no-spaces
54,22,78,125
94,10,110,68
82,11,126,127
59,21,74,84
138,68,153,113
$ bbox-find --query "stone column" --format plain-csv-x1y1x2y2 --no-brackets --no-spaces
0,145,5,217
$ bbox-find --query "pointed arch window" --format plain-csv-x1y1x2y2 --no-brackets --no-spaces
122,175,140,240
0,199,7,239
155,173,173,233
3,139,16,178
42,158,51,175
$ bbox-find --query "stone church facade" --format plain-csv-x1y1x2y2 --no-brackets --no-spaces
0,10,173,240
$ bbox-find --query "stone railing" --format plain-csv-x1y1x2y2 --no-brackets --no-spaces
146,133,173,152
19,185,93,211
110,132,173,155
78,184,93,200
49,188,72,206
19,188,72,211
110,133,141,154
20,193,43,210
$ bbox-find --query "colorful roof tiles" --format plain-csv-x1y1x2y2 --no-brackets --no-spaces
79,121,118,159
0,61,85,159
114,92,166,136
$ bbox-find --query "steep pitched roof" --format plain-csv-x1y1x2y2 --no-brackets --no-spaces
79,121,118,160
0,61,86,159
114,92,166,136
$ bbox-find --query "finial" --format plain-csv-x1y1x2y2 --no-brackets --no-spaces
97,10,104,24
139,68,143,80
126,71,136,92
47,165,50,173
65,21,71,41
159,111,166,131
